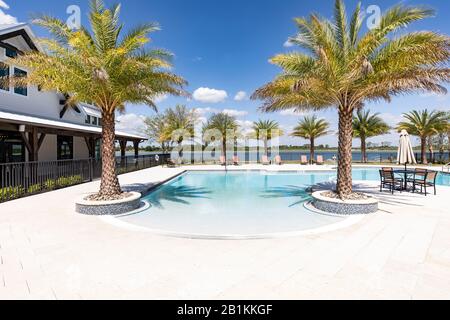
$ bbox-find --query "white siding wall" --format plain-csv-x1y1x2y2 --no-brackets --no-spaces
0,47,86,125
38,134,57,162
74,137,89,160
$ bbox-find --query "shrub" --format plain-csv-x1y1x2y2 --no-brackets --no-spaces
27,184,42,194
0,186,25,200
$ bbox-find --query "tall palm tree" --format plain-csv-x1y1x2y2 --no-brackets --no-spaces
251,0,450,198
203,113,239,159
397,109,448,164
252,120,284,156
291,116,329,163
11,0,186,199
353,109,390,163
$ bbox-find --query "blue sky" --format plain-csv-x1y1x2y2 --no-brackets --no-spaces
1,0,449,147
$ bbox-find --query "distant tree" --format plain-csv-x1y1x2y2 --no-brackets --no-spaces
143,114,170,153
397,109,448,164
251,120,284,156
353,109,390,163
291,116,330,163
203,113,239,159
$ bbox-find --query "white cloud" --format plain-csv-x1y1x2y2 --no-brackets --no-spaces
279,108,305,116
0,1,10,9
378,113,403,127
194,107,219,115
193,87,228,103
116,113,146,136
283,39,294,48
0,1,17,24
234,91,248,101
223,109,248,117
153,94,168,104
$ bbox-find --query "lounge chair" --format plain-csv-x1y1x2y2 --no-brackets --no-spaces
410,169,437,196
379,169,403,194
261,155,270,165
316,155,324,165
233,156,240,166
219,156,226,166
166,158,178,168
274,155,282,165
300,155,308,165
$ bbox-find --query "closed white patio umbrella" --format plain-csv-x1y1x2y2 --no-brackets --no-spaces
397,129,417,170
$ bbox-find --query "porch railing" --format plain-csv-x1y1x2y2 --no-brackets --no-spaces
0,154,170,203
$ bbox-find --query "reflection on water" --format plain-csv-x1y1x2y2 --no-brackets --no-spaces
147,185,212,209
261,185,312,208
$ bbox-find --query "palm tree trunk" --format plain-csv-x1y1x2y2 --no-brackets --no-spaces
222,139,227,159
361,136,367,163
421,137,428,164
99,111,122,197
337,109,353,198
264,138,269,156
310,138,315,164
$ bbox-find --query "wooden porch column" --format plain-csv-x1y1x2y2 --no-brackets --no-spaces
21,127,40,162
119,140,127,158
133,140,140,158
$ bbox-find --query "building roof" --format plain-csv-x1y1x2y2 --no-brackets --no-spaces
0,109,147,141
79,103,102,118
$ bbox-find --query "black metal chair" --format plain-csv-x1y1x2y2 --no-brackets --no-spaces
411,170,438,196
379,169,404,194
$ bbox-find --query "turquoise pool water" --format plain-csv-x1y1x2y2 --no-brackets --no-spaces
117,169,449,237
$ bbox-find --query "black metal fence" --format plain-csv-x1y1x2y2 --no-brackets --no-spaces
0,154,170,203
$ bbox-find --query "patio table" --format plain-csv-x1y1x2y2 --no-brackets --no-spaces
393,169,416,191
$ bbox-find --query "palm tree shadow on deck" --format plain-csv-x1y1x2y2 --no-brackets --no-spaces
146,185,212,209
260,185,312,207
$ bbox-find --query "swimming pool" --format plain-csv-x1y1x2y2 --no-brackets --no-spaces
116,169,449,238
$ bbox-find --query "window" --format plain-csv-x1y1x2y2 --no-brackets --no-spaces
85,115,91,124
0,63,9,91
98,118,102,126
57,136,73,160
13,68,27,96
5,48,17,58
91,117,98,126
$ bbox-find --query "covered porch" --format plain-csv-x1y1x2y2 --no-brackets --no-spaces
0,109,146,164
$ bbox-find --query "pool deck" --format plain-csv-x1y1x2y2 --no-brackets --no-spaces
0,164,449,300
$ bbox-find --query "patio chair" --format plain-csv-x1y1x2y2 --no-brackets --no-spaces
261,155,270,165
219,156,226,166
166,158,178,168
411,170,437,196
233,156,240,166
274,155,282,165
300,155,308,165
316,155,324,165
382,167,393,172
379,169,403,194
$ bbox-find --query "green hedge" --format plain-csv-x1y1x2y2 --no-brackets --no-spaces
1,175,84,201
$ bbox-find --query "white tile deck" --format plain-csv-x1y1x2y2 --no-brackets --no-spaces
0,164,449,300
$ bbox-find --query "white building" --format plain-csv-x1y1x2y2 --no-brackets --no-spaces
0,23,146,164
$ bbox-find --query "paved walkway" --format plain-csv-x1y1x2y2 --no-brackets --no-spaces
0,165,449,299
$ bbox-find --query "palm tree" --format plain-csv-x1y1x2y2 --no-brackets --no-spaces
252,120,284,156
251,0,450,198
143,114,170,153
353,109,390,163
203,113,239,159
291,116,329,163
397,109,448,164
11,0,186,199
165,105,198,158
